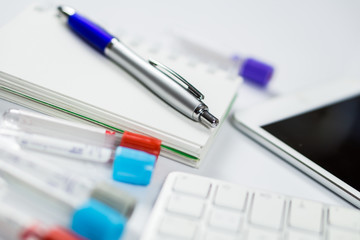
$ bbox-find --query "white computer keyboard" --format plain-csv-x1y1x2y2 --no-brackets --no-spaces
141,172,360,240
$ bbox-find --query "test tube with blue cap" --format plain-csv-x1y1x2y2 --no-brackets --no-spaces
1,109,161,185
0,137,136,240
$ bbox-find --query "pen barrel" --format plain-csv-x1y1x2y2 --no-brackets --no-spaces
67,13,113,53
105,39,204,121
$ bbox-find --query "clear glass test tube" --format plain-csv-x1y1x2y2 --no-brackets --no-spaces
1,109,161,158
0,137,93,208
0,128,115,163
0,129,157,185
0,109,160,186
1,109,121,148
170,31,274,87
0,201,83,240
0,136,136,215
0,201,39,240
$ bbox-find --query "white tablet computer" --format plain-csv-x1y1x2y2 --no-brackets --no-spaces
232,79,360,207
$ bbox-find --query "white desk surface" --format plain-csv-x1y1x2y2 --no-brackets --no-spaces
1,0,360,239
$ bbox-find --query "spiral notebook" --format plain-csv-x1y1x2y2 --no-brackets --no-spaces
0,4,241,167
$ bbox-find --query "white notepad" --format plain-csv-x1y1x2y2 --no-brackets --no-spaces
0,4,241,167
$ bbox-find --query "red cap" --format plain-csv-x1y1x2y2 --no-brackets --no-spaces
21,223,42,240
120,131,161,157
22,225,84,240
41,227,85,240
105,130,116,135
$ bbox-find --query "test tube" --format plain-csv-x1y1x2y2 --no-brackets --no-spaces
171,32,275,87
0,136,93,205
1,109,161,185
1,109,120,148
0,128,156,185
2,109,162,155
0,137,136,240
0,128,118,163
0,201,83,240
0,176,6,200
0,201,38,240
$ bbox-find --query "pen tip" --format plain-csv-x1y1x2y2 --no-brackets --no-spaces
200,110,219,128
57,6,76,18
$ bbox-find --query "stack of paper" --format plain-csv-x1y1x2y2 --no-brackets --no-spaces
0,4,241,167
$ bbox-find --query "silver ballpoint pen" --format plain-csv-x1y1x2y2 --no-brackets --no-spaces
58,6,219,128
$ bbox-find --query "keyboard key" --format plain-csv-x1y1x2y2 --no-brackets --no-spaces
214,184,248,211
173,175,211,198
287,231,322,240
208,208,242,232
159,215,197,239
327,228,360,240
247,228,281,240
288,199,323,233
204,230,237,240
167,194,205,218
328,206,360,231
249,192,285,230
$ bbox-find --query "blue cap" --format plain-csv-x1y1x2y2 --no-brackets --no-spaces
112,147,156,185
240,58,274,87
71,199,127,240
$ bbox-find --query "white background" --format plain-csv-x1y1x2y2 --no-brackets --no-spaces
1,0,360,239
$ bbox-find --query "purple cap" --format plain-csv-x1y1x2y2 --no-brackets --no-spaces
240,58,274,87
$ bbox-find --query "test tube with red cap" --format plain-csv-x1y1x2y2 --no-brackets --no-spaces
0,174,83,240
0,201,85,240
1,109,162,185
1,109,161,155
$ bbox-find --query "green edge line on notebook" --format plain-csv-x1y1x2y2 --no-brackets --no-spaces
0,87,199,161
225,93,238,118
161,145,197,160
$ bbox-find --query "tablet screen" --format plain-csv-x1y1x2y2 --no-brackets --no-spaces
262,95,360,191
